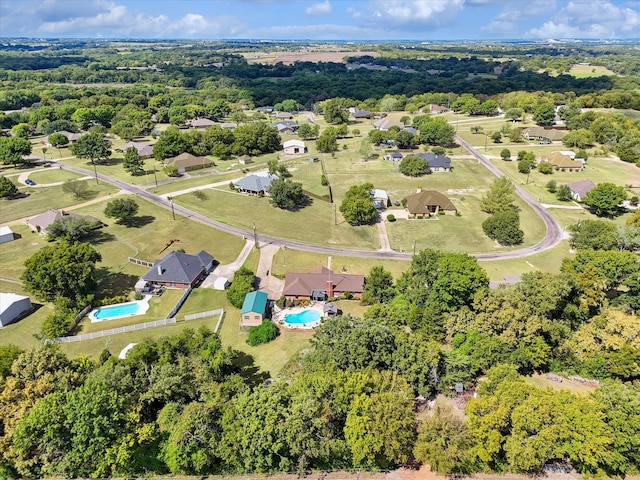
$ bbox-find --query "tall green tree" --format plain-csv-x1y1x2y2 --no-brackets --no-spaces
69,131,111,164
482,208,524,246
268,179,307,211
316,126,338,152
339,183,377,225
122,147,144,176
399,155,428,176
584,183,627,217
0,176,18,197
480,176,516,214
363,266,395,304
104,197,139,225
0,136,31,166
21,242,101,302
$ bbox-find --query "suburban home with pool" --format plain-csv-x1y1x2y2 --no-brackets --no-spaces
405,190,457,217
283,266,365,301
240,290,269,327
141,250,214,289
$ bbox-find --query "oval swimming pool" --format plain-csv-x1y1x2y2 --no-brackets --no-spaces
284,309,321,326
92,302,141,320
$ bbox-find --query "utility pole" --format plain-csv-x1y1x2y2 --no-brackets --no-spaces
153,166,158,188
413,239,416,256
253,221,259,249
168,196,175,220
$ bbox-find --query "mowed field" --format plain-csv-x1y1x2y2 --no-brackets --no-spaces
243,50,379,65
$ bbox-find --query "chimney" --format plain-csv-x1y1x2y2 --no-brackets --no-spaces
326,280,333,298
157,265,163,275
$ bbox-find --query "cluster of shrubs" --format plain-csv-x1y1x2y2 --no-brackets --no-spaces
247,319,279,346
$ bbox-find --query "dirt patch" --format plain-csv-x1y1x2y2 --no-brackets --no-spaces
267,51,379,65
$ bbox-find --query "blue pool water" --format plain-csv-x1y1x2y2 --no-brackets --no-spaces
92,302,141,320
284,309,321,325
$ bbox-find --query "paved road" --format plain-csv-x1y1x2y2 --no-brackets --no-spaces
455,136,563,260
61,147,562,261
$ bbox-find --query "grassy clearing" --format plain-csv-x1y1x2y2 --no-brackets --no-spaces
568,65,616,78
482,240,574,280
0,181,119,223
28,168,85,184
0,224,50,280
73,195,245,265
524,372,598,395
176,187,379,250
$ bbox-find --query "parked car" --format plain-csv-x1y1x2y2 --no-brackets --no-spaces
393,200,401,206
539,139,551,145
25,179,35,185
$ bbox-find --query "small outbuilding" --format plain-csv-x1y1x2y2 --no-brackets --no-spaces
323,302,338,317
0,226,15,244
213,276,230,291
283,139,306,155
240,290,269,327
0,293,33,327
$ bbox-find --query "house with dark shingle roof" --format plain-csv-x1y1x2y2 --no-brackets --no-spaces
405,190,456,217
142,250,214,289
240,290,269,327
283,266,364,300
416,153,452,172
351,109,372,119
233,173,277,195
384,151,404,161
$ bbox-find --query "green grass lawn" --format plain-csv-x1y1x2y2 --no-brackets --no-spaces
481,240,574,280
568,65,616,78
524,372,599,395
28,168,86,184
0,181,119,223
0,224,51,280
71,195,246,272
176,187,380,250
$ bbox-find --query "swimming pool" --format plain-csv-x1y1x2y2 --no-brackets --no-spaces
284,309,321,326
89,298,149,322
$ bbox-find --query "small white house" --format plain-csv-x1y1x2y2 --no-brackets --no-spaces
283,139,306,155
0,226,15,244
0,293,33,326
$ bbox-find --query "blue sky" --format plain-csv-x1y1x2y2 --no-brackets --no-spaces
2,0,640,40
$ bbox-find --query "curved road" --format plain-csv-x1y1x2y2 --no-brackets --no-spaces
62,140,563,261
455,136,563,259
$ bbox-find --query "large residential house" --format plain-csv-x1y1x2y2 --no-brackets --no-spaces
569,179,596,201
373,118,405,131
27,209,101,236
189,118,215,129
283,266,365,300
523,127,567,142
405,190,456,217
538,152,583,172
233,172,277,195
164,152,215,174
45,130,82,146
416,153,452,172
141,250,214,289
121,141,154,158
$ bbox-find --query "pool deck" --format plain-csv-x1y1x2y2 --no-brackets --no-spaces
273,303,325,330
89,296,151,323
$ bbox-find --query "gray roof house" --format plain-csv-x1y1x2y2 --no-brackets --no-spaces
121,141,154,158
416,153,452,172
569,179,596,201
384,151,404,161
142,250,214,288
233,173,277,195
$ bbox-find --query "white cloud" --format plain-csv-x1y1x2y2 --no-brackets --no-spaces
2,0,248,38
305,0,333,16
527,0,640,38
364,0,465,28
481,0,556,35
